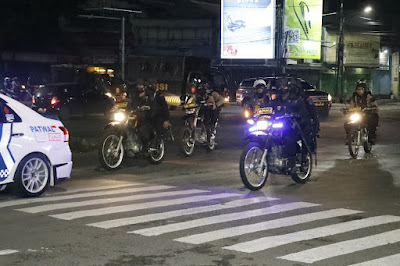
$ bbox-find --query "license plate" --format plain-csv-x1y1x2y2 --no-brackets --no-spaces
38,108,47,113
185,108,196,114
314,102,324,106
258,107,274,114
349,107,361,112
115,102,128,108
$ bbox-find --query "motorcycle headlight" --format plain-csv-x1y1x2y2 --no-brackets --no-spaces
256,120,269,130
271,122,284,129
328,94,332,102
224,97,229,102
114,112,126,122
105,92,113,98
244,110,250,118
350,113,361,122
247,119,255,125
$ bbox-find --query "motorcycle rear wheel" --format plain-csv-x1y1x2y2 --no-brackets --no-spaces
291,151,312,184
148,138,165,164
180,126,195,156
239,142,268,191
348,128,360,158
98,129,124,170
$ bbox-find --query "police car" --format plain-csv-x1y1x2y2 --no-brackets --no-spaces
0,94,72,197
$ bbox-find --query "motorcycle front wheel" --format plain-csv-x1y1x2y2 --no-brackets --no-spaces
148,138,165,164
363,128,372,153
348,128,360,158
180,126,195,156
98,129,124,170
239,142,268,191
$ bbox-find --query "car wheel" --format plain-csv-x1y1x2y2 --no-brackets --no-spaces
14,153,50,197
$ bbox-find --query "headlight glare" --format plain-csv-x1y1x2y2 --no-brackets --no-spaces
114,112,126,122
350,113,361,122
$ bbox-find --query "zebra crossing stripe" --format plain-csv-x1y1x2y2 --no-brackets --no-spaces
17,185,185,213
88,196,280,229
50,192,240,220
175,208,362,244
279,229,400,264
0,249,18,256
131,202,319,237
0,183,149,208
224,215,400,253
347,253,400,266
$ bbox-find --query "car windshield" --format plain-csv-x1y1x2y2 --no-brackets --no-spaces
240,80,255,87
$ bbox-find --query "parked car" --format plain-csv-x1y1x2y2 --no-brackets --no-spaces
0,93,72,197
32,66,127,119
301,80,332,119
236,78,257,105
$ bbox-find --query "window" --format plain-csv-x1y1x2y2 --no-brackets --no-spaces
0,99,22,123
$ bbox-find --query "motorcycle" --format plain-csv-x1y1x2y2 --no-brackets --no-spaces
180,95,217,156
343,107,373,158
98,102,165,170
239,106,316,190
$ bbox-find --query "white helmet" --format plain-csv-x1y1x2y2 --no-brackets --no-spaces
253,79,266,88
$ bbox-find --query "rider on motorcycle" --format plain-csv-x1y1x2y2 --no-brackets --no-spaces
203,83,224,143
2,77,13,96
345,81,379,144
277,78,316,168
130,82,170,151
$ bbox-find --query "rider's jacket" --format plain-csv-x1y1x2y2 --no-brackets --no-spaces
349,92,378,112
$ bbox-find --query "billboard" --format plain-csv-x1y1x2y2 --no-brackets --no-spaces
221,0,275,59
284,0,323,59
324,31,380,67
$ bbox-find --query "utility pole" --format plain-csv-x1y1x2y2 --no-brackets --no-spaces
335,0,345,99
277,0,286,75
121,16,126,80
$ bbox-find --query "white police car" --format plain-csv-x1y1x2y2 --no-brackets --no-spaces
0,94,72,197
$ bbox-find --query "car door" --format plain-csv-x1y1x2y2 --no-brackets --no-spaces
0,100,23,184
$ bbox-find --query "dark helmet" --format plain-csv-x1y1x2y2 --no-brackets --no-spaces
356,79,368,90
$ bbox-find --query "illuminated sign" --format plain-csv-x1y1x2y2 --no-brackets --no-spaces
221,0,275,59
284,0,323,59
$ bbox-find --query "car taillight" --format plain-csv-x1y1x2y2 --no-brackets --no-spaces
32,96,36,104
59,127,69,142
50,97,58,105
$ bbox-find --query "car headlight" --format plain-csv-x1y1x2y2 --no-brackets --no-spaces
328,94,332,102
114,112,126,122
350,113,361,122
224,97,229,102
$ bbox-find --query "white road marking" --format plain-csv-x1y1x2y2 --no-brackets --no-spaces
224,215,400,253
88,196,280,229
17,186,185,213
348,253,400,266
0,183,151,208
50,192,240,220
279,229,400,264
131,202,319,236
175,208,362,244
0,249,18,256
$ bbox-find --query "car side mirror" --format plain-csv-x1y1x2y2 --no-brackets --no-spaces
5,113,15,123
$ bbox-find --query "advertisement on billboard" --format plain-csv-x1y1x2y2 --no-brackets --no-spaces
221,0,275,59
324,31,380,67
284,0,323,59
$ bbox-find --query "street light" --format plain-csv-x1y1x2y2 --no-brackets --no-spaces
364,6,373,13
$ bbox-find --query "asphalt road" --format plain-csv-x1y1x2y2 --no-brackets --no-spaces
1,102,400,266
